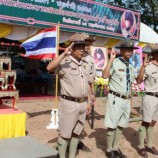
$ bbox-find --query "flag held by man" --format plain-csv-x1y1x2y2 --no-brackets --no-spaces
21,27,57,59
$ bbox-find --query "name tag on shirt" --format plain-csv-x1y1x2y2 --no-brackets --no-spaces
118,69,125,72
71,68,77,70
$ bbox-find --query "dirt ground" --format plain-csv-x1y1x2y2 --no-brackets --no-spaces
16,96,158,158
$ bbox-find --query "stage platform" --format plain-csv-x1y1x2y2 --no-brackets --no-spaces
0,104,26,138
0,136,58,158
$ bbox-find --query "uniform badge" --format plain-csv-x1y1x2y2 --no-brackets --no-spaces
154,78,157,83
130,67,133,73
71,68,77,70
152,72,157,74
83,65,86,69
118,69,125,72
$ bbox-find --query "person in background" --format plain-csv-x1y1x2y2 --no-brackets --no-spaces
77,37,96,151
47,38,92,158
84,38,96,106
102,42,138,158
136,44,158,157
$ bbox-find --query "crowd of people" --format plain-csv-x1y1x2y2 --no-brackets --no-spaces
47,34,158,158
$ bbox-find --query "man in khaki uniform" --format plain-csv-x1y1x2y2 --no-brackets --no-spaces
102,42,138,158
137,44,158,157
47,40,92,158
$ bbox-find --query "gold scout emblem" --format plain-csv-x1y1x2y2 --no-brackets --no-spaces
83,65,86,69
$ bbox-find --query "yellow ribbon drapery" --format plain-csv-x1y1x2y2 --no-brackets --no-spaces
104,38,120,48
0,24,12,38
0,112,26,138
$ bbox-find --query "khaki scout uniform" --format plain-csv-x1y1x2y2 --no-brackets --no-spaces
56,55,91,138
142,62,158,122
104,58,135,128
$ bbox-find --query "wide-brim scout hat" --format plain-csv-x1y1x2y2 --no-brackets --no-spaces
115,42,139,49
142,43,158,54
72,40,90,46
69,33,92,46
85,38,96,45
151,43,158,53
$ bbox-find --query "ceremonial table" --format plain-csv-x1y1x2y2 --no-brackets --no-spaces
0,104,26,139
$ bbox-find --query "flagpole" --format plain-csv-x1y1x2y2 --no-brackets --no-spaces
55,23,60,108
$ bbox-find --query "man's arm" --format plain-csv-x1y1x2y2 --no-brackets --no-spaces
102,51,116,79
136,54,148,84
136,66,145,84
89,81,96,105
47,42,74,72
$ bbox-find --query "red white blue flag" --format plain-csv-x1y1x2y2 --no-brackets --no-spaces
21,27,57,59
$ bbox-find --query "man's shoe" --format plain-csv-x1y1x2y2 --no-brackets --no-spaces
146,147,158,155
77,141,91,152
106,151,115,158
114,149,127,158
138,148,148,157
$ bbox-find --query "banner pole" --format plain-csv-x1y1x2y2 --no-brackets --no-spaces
55,23,60,108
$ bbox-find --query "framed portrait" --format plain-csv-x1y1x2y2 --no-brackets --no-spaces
129,46,142,76
130,46,144,90
121,10,136,38
90,46,108,70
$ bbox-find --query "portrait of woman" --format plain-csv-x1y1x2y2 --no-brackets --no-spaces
91,47,107,70
121,10,136,38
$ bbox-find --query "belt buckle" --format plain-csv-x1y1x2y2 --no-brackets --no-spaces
120,94,123,98
79,98,84,103
126,95,130,99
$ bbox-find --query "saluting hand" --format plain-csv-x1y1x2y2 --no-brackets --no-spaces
110,50,116,60
143,54,150,67
63,42,74,56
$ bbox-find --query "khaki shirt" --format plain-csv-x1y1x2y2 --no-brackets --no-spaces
109,58,135,95
55,55,90,98
83,55,96,83
144,62,158,92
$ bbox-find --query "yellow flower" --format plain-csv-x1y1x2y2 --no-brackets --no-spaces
95,77,109,86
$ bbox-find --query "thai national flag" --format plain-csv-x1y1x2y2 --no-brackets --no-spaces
21,27,57,59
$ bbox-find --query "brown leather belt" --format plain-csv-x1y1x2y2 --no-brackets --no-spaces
109,90,131,99
146,92,158,98
61,95,87,103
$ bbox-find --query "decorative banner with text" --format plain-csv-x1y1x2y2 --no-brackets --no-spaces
0,0,140,40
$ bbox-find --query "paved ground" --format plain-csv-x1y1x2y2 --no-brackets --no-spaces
15,96,158,158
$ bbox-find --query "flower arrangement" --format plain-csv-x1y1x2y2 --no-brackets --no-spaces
131,82,145,97
94,77,109,97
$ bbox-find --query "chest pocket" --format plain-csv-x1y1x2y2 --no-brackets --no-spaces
130,73,135,83
115,69,126,82
130,68,135,83
150,72,158,85
82,63,89,75
69,68,80,82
